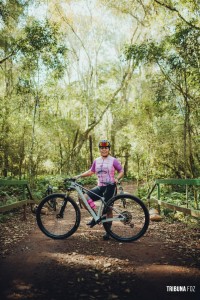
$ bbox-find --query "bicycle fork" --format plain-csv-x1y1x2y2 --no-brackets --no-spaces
56,196,68,219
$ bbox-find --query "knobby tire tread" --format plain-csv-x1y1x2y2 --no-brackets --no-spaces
103,194,149,242
36,194,81,240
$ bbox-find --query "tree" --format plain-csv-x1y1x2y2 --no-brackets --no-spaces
1,0,199,182
125,24,200,178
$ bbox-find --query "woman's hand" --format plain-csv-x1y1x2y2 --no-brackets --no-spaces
115,178,119,184
73,175,81,180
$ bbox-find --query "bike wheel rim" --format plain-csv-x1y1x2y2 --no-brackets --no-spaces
104,195,149,242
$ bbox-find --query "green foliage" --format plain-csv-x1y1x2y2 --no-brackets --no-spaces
124,22,200,179
0,186,26,206
0,0,26,25
0,213,10,223
137,186,149,200
19,19,68,76
24,20,59,51
0,0,200,187
124,42,164,66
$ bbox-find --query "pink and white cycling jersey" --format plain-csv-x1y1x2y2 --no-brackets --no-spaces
90,155,123,186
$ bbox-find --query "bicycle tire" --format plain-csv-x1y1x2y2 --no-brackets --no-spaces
36,194,81,240
103,194,149,242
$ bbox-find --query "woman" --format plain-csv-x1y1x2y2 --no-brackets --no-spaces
74,139,124,240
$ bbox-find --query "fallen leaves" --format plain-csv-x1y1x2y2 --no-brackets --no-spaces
0,207,35,257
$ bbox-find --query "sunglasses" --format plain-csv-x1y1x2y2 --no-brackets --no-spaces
99,146,110,150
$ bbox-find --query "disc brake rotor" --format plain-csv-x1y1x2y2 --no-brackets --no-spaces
120,211,133,225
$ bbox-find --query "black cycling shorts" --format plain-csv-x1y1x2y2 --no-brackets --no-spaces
86,184,117,203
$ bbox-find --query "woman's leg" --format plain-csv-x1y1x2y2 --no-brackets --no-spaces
85,187,103,226
103,184,116,240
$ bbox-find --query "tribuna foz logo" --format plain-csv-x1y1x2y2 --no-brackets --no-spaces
166,286,196,292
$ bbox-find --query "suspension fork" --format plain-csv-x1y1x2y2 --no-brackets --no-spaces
56,195,69,219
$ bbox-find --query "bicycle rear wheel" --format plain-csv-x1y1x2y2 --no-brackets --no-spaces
103,194,149,242
36,194,81,239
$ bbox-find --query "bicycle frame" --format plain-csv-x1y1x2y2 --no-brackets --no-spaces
66,181,124,224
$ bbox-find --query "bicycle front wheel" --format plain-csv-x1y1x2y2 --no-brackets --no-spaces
103,194,149,242
36,194,81,239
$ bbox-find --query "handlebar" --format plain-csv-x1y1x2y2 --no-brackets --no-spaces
64,178,123,186
64,178,76,183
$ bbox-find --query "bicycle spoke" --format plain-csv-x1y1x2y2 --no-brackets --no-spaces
103,194,149,242
36,194,80,239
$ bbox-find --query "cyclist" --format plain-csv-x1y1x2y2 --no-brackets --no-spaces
74,139,124,240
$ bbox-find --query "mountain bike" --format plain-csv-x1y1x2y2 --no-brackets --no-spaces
36,179,149,243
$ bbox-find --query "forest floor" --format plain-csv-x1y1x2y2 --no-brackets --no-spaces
0,183,200,300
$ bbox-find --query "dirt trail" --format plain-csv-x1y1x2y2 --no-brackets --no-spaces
0,186,199,300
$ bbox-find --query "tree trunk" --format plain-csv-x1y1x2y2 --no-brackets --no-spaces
71,67,134,160
111,128,116,157
124,150,129,177
89,135,93,165
2,57,13,177
29,96,38,180
18,127,25,180
59,140,63,175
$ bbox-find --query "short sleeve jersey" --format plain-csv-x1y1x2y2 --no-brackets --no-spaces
90,155,123,186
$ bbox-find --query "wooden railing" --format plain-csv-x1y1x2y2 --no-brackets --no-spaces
0,180,36,216
147,179,200,218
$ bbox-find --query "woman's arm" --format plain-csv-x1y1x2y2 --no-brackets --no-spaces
75,169,94,179
115,170,124,183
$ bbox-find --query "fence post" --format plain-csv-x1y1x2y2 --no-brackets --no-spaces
147,182,157,209
194,187,199,210
157,183,161,213
186,184,188,208
148,179,200,218
0,180,36,217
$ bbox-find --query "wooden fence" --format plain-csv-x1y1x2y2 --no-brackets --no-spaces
0,180,36,217
147,179,200,218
